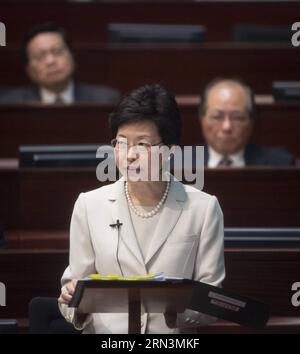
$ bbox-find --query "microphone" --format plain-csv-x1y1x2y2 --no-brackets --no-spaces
110,219,124,276
109,219,123,229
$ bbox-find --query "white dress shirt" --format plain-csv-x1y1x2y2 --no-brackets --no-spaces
208,146,245,168
40,81,74,104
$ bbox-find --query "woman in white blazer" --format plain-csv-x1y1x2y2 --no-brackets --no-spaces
58,84,225,334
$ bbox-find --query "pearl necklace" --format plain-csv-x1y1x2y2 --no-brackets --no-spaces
125,181,170,218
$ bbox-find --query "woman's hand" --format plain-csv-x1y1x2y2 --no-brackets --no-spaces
58,279,77,305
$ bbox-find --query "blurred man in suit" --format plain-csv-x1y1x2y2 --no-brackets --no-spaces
199,78,294,167
0,22,120,104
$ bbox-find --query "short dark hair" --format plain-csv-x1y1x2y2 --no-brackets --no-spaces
199,78,256,119
22,22,73,64
109,84,181,145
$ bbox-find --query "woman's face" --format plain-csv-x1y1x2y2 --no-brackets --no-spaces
114,120,167,182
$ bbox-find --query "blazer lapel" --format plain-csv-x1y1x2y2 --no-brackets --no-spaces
25,86,41,102
74,83,83,102
244,144,265,166
145,176,186,265
108,178,147,273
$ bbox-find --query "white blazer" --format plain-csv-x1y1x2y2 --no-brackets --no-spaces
59,176,225,334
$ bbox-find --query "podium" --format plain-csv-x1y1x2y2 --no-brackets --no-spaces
69,278,270,334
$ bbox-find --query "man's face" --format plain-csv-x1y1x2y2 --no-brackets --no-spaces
26,32,75,91
200,84,253,155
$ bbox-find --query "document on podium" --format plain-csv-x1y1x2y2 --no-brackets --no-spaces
69,274,270,330
69,276,193,314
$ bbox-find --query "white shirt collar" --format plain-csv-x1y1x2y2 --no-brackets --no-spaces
208,146,245,168
40,81,74,104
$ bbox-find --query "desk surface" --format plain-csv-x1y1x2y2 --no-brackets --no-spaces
2,1,299,43
0,98,299,157
1,163,300,229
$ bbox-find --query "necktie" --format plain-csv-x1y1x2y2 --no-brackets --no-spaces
218,156,233,167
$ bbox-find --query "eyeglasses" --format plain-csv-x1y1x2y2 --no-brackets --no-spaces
207,111,250,126
29,46,68,63
111,138,163,151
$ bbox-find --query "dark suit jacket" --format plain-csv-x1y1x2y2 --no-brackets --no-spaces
0,82,120,104
204,144,295,166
